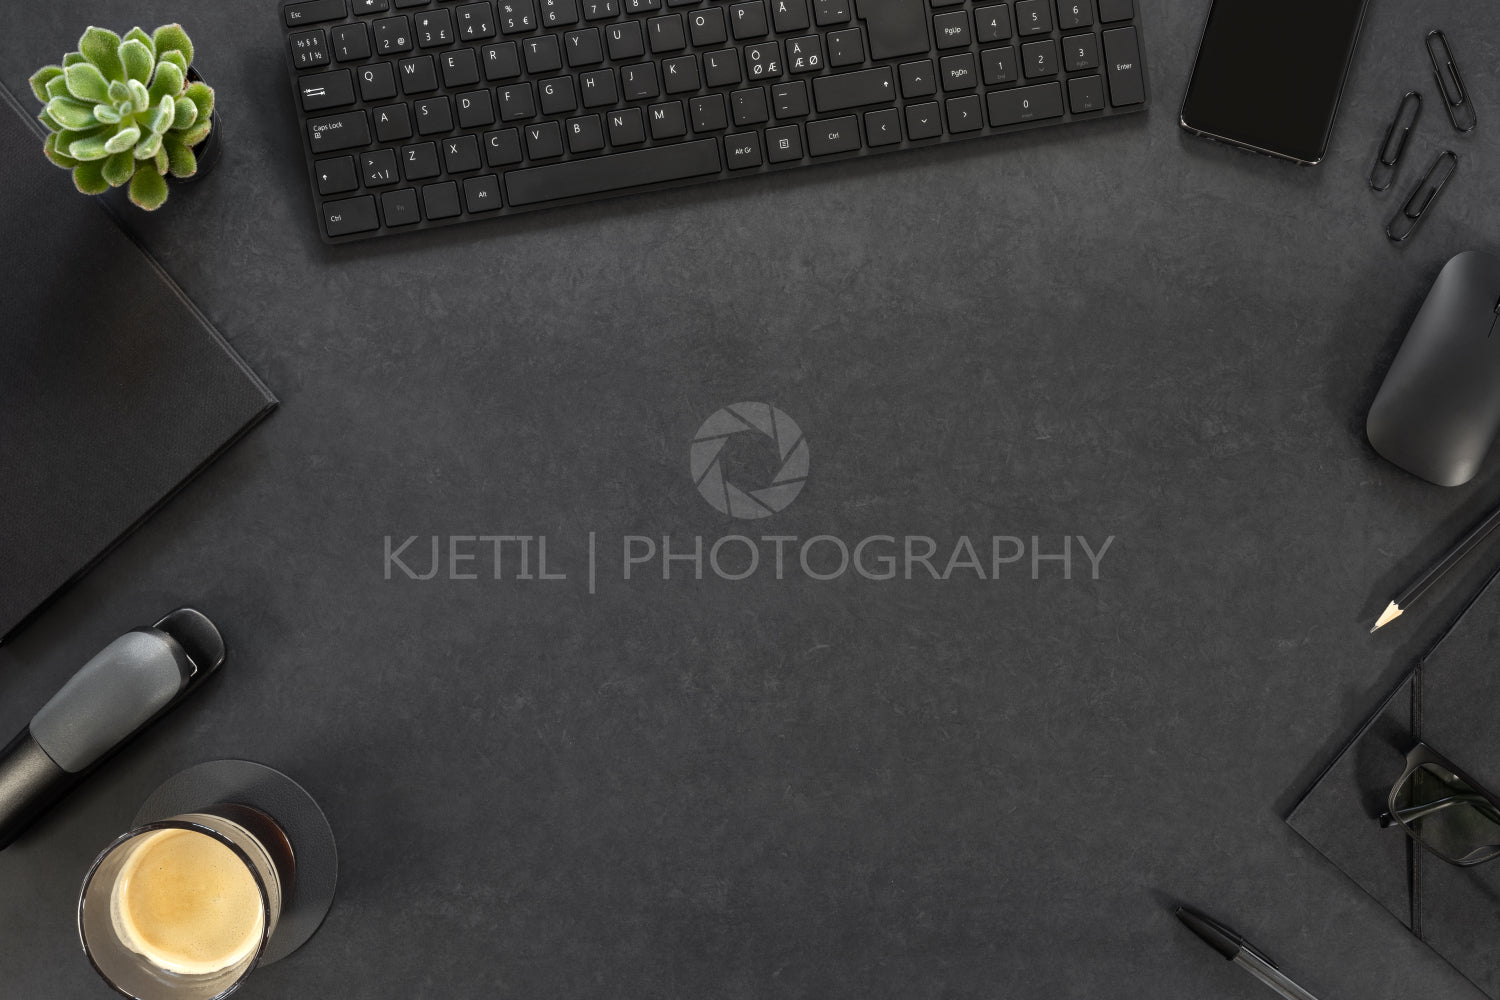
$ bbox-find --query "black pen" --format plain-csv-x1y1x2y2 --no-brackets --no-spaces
1176,906,1322,1000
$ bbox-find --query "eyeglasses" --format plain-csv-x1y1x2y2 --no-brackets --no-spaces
1380,742,1500,867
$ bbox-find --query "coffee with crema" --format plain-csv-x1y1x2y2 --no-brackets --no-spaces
109,828,265,976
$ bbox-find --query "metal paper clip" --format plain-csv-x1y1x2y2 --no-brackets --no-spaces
1427,29,1476,133
1386,150,1458,243
1369,92,1422,192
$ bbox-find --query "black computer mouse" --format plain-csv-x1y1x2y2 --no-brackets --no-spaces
1368,251,1500,487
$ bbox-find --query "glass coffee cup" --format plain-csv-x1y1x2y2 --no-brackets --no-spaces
77,804,295,1000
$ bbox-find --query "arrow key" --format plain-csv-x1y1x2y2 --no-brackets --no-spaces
899,59,935,98
904,101,942,139
315,154,359,194
864,107,900,146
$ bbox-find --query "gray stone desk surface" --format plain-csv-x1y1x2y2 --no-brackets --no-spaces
2,2,1499,997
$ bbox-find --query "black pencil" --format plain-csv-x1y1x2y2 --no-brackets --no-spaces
1373,499,1500,631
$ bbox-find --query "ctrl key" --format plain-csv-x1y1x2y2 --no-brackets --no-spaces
323,195,380,237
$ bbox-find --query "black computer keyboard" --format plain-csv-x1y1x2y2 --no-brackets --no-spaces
281,0,1148,242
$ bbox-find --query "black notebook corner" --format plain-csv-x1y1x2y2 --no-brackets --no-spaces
1288,570,1500,999
0,82,277,644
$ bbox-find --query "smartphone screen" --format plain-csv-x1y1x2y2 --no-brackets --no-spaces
1180,0,1369,164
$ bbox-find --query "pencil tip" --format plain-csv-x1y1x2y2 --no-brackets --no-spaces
1371,602,1403,632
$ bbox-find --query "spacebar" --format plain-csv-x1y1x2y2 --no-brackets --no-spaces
504,140,722,206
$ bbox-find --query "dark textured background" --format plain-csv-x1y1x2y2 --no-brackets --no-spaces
2,1,1499,997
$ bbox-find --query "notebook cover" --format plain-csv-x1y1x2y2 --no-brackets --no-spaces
0,82,277,643
1287,571,1500,998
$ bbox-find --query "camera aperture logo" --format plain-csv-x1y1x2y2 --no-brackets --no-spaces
690,403,808,519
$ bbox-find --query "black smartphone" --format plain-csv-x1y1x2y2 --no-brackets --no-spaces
1180,0,1370,165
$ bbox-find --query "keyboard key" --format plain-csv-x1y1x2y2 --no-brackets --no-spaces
381,187,422,225
1097,0,1130,21
1055,0,1091,29
607,106,646,144
945,93,981,132
458,2,498,38
974,4,1011,42
772,80,809,117
730,0,769,38
724,131,763,168
704,50,742,86
399,55,438,94
648,15,686,52
1102,26,1143,106
624,0,662,11
290,29,330,69
414,8,454,45
580,69,618,107
899,60,935,97
864,107,900,145
457,89,497,127
825,28,863,67
583,0,619,17
315,155,358,193
286,0,348,26
539,76,577,114
504,138,720,205
541,0,580,26
401,140,440,179
812,67,895,113
1021,39,1057,78
442,48,482,87
648,100,687,138
785,35,823,73
855,0,926,57
359,61,398,100
806,115,858,155
498,83,536,119
933,11,970,50
986,80,1063,125
662,55,701,93
813,0,850,25
766,123,803,161
353,0,390,11
691,94,728,131
482,42,521,79
308,110,371,151
524,35,562,72
498,0,537,31
731,88,769,125
940,53,976,91
422,180,462,218
525,121,565,157
416,96,454,133
463,174,503,211
373,103,412,139
372,16,412,53
566,114,605,151
483,127,523,163
690,8,728,44
1062,32,1098,71
444,133,484,170
299,69,356,111
621,63,660,100
771,0,809,32
332,23,372,60
1013,0,1050,35
392,0,427,8
744,41,782,79
323,195,379,237
980,45,1016,84
1067,74,1104,112
904,100,941,138
362,147,400,185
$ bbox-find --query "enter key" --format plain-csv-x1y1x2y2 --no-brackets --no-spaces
1102,26,1144,106
813,67,897,113
855,0,929,60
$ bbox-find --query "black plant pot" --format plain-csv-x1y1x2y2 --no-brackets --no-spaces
178,65,221,183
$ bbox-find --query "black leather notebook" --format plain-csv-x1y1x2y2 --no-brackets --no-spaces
0,83,276,643
1288,571,1500,998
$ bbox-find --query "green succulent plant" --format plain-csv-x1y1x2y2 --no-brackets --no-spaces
28,25,215,211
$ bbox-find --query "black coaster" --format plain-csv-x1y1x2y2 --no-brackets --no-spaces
134,760,337,966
